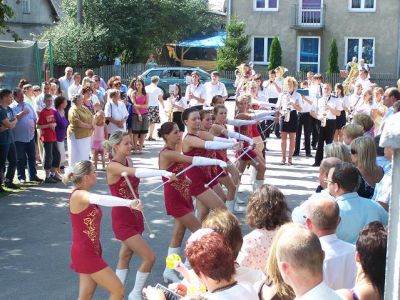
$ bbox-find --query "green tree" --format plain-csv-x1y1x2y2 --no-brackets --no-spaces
268,36,281,70
0,1,20,41
217,16,250,71
42,0,221,67
327,38,339,74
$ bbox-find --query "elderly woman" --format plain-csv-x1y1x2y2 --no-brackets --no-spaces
237,184,290,272
350,136,384,198
67,94,94,166
145,231,258,300
104,88,129,137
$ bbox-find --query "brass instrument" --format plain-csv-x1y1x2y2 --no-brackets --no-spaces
343,62,359,95
320,97,329,127
281,93,292,123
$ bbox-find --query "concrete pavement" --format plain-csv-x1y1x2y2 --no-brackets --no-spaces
0,132,319,299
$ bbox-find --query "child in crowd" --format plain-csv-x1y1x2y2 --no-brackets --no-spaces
342,123,364,146
91,110,108,170
37,93,61,183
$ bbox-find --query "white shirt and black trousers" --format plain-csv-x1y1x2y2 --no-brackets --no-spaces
313,96,342,166
294,98,312,157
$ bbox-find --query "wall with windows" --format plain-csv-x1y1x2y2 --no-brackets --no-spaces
1,0,57,40
232,0,400,75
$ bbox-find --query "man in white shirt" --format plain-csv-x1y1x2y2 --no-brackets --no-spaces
67,73,82,101
145,76,164,141
276,224,343,300
309,74,323,150
185,71,206,109
310,83,342,167
294,81,313,157
203,71,228,105
34,82,52,114
378,87,399,134
355,70,371,91
292,157,342,225
306,198,357,290
263,69,282,138
58,66,73,99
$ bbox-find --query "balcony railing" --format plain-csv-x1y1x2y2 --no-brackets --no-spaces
291,4,325,30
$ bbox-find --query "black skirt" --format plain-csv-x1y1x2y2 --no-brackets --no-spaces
336,110,347,129
280,110,298,133
173,111,185,132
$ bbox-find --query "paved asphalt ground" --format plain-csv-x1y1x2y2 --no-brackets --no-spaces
0,102,320,299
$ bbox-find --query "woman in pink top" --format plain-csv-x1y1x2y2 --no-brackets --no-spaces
237,184,290,271
128,77,149,154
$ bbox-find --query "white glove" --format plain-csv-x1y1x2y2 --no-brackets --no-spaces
192,156,227,168
226,130,254,145
250,111,275,120
227,119,257,127
135,168,174,179
213,136,235,143
258,115,275,121
204,141,236,150
89,193,139,207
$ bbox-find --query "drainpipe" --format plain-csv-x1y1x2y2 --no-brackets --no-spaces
227,0,232,22
398,6,400,77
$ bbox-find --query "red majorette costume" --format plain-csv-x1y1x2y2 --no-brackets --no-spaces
234,121,258,161
108,160,144,241
69,189,108,274
183,133,217,196
161,147,194,218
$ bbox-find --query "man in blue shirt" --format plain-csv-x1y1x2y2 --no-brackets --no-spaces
10,88,42,184
327,162,388,244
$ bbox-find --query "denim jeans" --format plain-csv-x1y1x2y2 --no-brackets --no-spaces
43,141,61,170
15,139,37,180
0,142,17,184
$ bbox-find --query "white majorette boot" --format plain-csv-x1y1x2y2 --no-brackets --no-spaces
128,271,149,300
115,268,129,285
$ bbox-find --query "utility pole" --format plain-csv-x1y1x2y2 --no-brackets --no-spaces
77,0,83,24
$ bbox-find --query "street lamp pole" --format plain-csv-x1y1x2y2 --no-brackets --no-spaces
77,0,83,24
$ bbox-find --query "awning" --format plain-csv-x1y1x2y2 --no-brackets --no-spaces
175,31,226,49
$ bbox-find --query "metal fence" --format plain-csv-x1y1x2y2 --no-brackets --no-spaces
54,64,399,89
54,63,146,85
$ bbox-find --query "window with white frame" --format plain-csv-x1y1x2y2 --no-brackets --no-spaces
22,0,31,14
252,37,274,64
345,37,375,66
297,37,320,73
254,0,279,11
348,0,376,12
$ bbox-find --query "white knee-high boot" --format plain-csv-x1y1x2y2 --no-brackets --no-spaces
128,271,149,300
116,268,129,285
163,247,181,283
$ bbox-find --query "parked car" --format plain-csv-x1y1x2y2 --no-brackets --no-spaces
141,67,235,99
